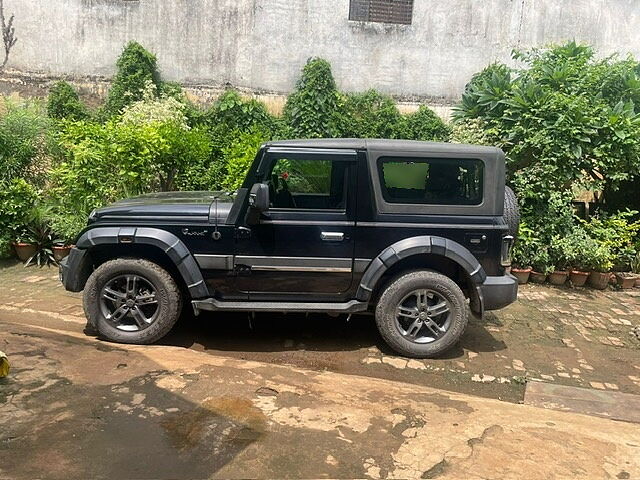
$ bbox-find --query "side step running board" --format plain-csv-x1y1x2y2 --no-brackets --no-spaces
192,298,368,315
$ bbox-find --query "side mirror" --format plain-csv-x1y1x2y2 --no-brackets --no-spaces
249,183,270,212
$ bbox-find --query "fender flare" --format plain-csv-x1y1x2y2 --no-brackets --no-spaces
76,226,209,299
356,235,487,302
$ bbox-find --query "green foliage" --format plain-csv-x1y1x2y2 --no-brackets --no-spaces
403,106,451,142
120,81,190,130
23,204,57,267
218,129,269,191
284,58,344,138
580,210,640,268
207,90,280,134
0,178,38,252
512,221,539,268
341,90,405,139
104,42,161,117
450,118,498,146
51,118,213,219
0,98,52,184
455,42,640,196
47,81,88,121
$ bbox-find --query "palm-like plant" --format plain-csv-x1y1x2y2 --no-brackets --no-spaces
24,204,57,267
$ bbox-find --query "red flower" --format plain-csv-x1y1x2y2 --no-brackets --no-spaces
281,172,290,180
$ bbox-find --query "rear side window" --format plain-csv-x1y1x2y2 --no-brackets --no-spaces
379,157,484,205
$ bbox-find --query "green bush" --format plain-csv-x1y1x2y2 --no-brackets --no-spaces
0,98,52,184
47,81,88,121
450,118,497,146
0,178,38,251
284,58,344,138
341,90,404,139
455,42,640,197
206,89,280,134
580,210,640,268
103,42,162,117
218,129,270,191
404,106,451,142
51,118,213,217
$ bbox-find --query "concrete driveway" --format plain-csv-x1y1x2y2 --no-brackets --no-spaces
1,261,640,478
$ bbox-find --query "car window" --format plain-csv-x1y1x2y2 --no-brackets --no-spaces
379,157,484,206
266,157,348,210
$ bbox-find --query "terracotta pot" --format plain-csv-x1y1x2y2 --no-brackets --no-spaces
529,271,547,284
588,271,611,290
548,270,568,286
53,245,72,263
570,270,589,287
615,273,638,289
12,243,37,262
636,277,640,288
511,267,532,285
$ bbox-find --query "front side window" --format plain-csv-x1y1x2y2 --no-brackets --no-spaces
266,157,348,210
379,157,484,205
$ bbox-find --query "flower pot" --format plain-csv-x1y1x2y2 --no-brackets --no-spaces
12,243,37,262
615,273,638,289
529,271,547,284
570,270,589,287
511,267,532,285
548,270,568,286
636,277,640,288
588,271,611,290
53,245,72,263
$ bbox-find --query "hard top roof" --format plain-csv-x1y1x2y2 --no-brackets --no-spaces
264,138,502,156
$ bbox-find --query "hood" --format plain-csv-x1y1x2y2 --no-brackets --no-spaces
90,191,234,224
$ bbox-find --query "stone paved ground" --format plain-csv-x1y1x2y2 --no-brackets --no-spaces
1,260,639,403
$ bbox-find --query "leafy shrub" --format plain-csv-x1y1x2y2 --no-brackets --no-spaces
0,178,38,253
51,118,213,217
454,42,640,197
103,42,161,117
581,210,640,268
512,221,539,268
206,89,280,134
450,118,497,146
121,81,190,130
47,81,88,120
284,58,344,138
0,98,52,184
218,129,269,191
341,90,404,139
403,106,451,141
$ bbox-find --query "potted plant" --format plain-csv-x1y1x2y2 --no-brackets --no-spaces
529,248,552,284
560,226,593,287
22,205,57,267
623,253,640,289
586,244,614,290
548,240,569,286
12,231,37,262
49,210,85,263
510,223,535,284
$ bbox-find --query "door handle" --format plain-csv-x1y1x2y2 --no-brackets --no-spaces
321,232,344,242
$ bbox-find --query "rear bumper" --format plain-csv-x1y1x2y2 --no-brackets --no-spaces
59,247,90,292
478,273,518,311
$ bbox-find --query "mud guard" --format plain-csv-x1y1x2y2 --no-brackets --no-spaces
75,226,209,299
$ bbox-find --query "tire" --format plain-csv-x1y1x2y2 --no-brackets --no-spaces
83,258,182,345
375,270,468,358
504,186,520,240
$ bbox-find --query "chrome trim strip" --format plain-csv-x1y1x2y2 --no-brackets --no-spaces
235,255,353,272
194,254,235,270
357,222,501,230
251,266,351,273
260,220,355,226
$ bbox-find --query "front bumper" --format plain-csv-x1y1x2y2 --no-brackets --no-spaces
478,273,518,311
59,247,90,292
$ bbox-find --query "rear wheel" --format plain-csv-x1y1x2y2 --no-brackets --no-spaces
375,271,468,358
83,258,182,344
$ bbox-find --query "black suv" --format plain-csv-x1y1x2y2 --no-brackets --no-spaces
60,139,519,358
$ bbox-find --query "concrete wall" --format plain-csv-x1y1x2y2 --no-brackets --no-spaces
3,0,640,104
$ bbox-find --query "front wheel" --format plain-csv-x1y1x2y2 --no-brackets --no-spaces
83,258,182,344
375,271,468,358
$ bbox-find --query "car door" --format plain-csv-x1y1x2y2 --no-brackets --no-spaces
235,147,357,301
